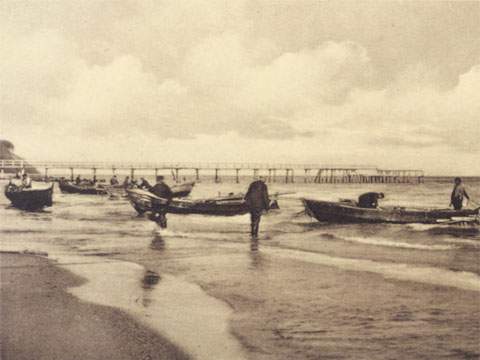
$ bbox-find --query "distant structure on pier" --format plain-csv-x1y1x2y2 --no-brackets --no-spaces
0,158,424,184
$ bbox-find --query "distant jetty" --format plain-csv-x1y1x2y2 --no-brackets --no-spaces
0,158,424,184
0,140,39,176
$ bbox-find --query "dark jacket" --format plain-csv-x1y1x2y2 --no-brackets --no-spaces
150,182,173,200
245,180,270,211
358,192,382,208
451,184,469,203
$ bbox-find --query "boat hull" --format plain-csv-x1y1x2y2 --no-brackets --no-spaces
303,199,479,224
59,181,108,195
5,184,54,210
106,181,195,199
127,188,249,216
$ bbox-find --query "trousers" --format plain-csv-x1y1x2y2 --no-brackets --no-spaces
452,198,463,210
250,210,262,237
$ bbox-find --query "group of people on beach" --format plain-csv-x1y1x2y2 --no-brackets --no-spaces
72,174,155,190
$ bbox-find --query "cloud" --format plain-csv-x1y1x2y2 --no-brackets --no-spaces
1,1,479,174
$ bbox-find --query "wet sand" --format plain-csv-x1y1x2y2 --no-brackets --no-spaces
0,252,189,360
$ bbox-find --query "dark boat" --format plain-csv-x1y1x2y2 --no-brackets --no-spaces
59,180,108,195
126,188,249,216
4,183,54,210
303,198,480,224
106,181,196,199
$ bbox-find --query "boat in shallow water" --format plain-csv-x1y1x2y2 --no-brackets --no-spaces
59,180,108,195
4,182,54,210
107,181,196,199
126,188,249,216
303,198,479,224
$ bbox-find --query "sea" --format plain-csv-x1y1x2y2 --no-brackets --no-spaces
1,177,479,360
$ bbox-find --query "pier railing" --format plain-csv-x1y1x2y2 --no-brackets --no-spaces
0,159,425,184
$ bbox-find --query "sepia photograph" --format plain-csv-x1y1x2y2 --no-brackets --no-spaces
1,1,479,359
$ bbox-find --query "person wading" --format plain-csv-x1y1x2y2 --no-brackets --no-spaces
450,177,470,210
150,176,173,228
244,177,270,238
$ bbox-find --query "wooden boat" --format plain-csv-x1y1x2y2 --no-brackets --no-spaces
170,181,195,198
126,188,249,216
106,181,196,199
303,198,480,224
59,180,108,195
4,183,54,210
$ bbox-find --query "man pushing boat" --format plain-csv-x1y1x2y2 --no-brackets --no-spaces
358,192,385,209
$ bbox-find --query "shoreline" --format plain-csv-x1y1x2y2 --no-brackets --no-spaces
0,252,190,360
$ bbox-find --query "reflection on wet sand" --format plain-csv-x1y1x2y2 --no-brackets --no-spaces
249,237,266,270
141,269,161,307
150,231,166,251
143,270,161,290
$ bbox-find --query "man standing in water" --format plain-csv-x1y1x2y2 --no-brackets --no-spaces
450,177,470,210
245,177,270,238
150,176,173,228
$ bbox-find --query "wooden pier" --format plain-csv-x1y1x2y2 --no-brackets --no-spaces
0,160,424,184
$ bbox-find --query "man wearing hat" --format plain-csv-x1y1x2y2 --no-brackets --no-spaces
150,176,173,228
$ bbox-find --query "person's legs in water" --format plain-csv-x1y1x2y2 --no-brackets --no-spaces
250,210,262,238
149,209,168,228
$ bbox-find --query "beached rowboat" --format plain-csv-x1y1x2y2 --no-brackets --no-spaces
303,198,479,224
59,180,108,195
4,183,54,210
126,188,249,216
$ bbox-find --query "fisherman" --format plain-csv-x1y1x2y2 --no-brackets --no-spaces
150,176,173,199
110,175,119,185
21,173,32,189
75,175,82,185
123,176,131,189
245,177,270,238
138,177,152,190
150,176,173,228
358,192,384,209
450,177,470,210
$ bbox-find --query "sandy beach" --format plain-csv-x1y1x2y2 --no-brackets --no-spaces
0,252,189,360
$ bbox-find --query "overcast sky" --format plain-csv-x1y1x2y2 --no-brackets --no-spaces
1,0,479,175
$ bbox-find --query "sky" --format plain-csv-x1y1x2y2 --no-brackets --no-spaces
1,0,479,175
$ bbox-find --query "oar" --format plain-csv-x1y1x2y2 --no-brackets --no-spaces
468,199,480,207
271,191,296,197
